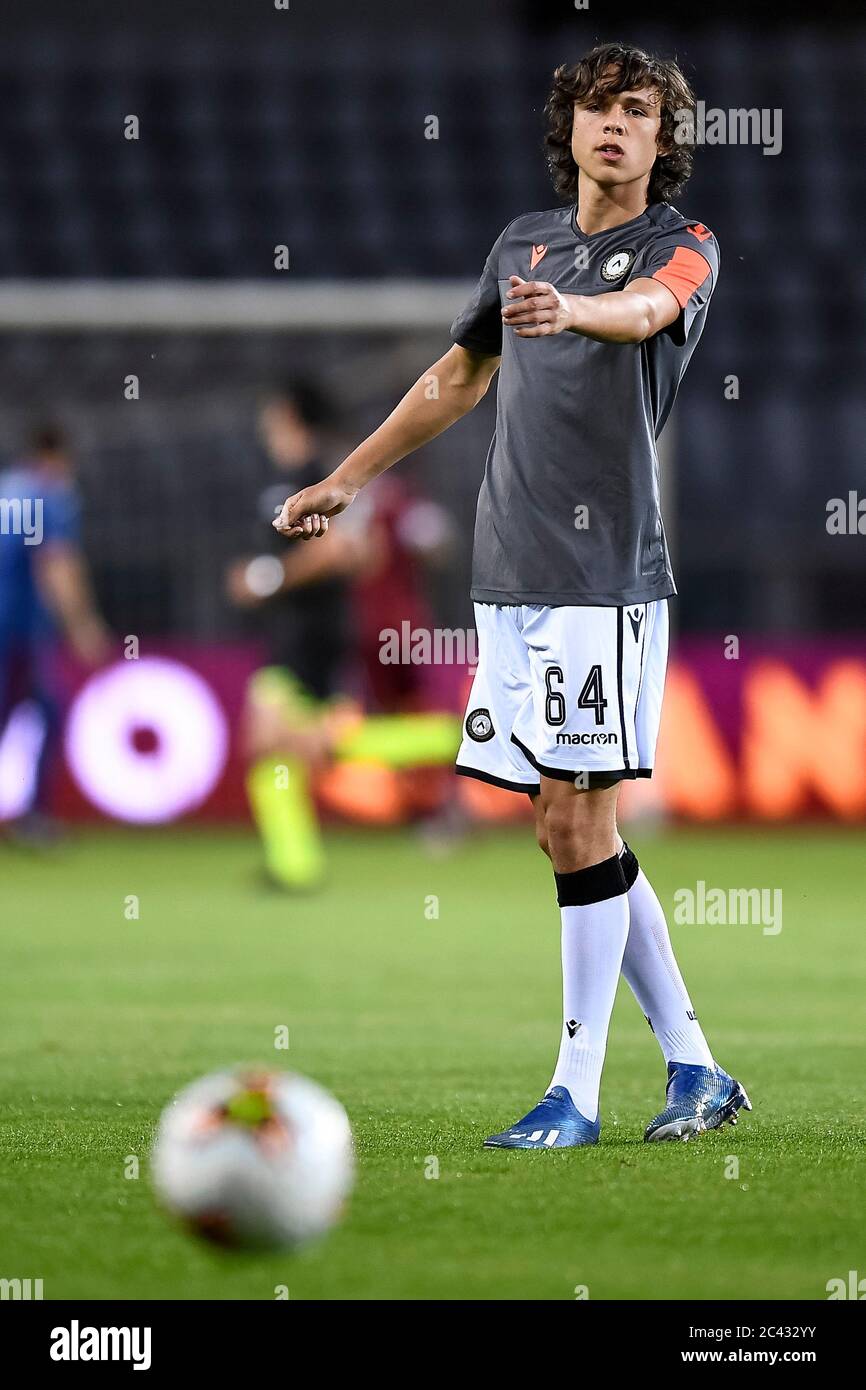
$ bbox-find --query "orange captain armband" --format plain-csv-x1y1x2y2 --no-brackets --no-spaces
652,245,713,310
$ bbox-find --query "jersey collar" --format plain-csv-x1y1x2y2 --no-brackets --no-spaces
570,204,652,243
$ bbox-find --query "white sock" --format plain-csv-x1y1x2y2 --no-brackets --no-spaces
548,856,630,1122
619,847,715,1069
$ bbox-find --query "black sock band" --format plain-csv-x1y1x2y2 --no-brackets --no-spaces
555,854,628,907
619,840,640,891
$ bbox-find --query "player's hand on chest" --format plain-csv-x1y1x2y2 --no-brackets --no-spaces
499,239,638,301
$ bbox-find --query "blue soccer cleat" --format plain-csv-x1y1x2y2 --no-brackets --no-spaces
644,1062,752,1143
483,1086,600,1149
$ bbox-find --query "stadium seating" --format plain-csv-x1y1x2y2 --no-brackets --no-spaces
0,21,860,636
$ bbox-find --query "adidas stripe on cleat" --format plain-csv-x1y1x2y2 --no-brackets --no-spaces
483,1086,600,1150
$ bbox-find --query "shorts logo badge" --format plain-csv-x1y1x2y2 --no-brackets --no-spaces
628,607,644,641
601,248,636,282
466,707,495,742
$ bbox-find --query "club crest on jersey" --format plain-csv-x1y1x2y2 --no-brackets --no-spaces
465,708,495,742
600,248,636,282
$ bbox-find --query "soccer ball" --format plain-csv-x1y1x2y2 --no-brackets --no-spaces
151,1068,354,1249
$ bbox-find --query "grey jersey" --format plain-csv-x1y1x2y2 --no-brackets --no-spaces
451,201,719,606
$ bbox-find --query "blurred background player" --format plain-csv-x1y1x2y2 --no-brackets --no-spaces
225,379,363,889
226,380,460,890
227,379,356,702
0,424,111,844
345,471,467,846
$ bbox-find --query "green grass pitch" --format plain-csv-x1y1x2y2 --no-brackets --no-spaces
1,823,863,1301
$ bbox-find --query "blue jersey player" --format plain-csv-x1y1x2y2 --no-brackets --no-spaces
0,426,109,840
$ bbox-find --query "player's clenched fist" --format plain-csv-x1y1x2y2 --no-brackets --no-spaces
272,478,359,539
501,275,575,336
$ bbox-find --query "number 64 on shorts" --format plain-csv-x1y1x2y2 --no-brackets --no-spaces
456,599,669,793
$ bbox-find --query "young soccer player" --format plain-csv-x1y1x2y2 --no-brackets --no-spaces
272,43,751,1145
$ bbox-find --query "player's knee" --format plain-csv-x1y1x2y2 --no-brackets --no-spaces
243,700,287,761
543,799,579,852
542,794,615,870
242,707,269,760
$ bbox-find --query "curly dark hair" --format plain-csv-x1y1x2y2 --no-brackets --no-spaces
545,42,696,206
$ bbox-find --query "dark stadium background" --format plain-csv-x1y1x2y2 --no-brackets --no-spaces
0,0,863,825
2,0,865,1313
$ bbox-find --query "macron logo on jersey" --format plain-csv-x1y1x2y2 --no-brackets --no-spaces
555,731,618,746
530,243,548,271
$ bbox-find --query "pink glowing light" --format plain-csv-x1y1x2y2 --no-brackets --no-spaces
64,657,229,822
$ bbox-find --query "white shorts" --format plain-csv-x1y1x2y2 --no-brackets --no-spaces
456,600,669,794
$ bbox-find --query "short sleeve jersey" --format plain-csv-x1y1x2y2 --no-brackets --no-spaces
450,201,719,606
0,465,82,641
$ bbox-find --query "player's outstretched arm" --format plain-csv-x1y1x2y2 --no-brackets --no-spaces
273,345,500,539
501,275,681,345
